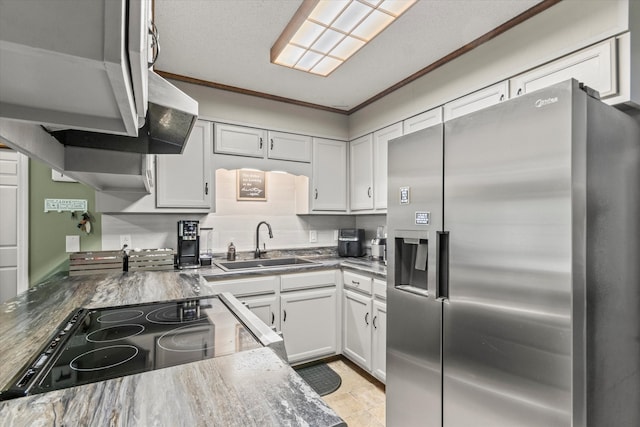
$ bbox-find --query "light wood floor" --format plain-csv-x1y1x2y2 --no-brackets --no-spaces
322,357,386,427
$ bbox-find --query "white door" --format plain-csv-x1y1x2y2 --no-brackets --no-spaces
280,287,337,364
311,138,347,211
343,289,372,370
372,300,387,383
239,294,280,331
349,134,374,211
0,149,28,302
373,123,403,210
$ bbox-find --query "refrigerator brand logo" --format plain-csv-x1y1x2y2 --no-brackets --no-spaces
535,97,559,108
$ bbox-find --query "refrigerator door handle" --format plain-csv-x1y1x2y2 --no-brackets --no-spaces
436,231,450,300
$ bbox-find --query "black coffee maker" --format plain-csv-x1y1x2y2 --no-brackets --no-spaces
177,220,200,269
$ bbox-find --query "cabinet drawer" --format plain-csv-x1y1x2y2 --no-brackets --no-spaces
373,278,386,300
281,270,336,292
207,275,278,297
343,271,373,295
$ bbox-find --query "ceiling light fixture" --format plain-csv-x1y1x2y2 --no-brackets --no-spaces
271,0,416,77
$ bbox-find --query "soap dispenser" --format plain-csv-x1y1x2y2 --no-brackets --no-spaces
227,242,236,261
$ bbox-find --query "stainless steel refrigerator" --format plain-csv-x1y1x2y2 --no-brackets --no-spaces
386,79,640,427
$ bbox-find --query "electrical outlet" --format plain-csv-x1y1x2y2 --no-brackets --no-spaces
66,235,80,252
120,234,132,249
333,230,339,241
309,230,318,243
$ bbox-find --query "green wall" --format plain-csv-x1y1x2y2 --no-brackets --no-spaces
29,159,101,286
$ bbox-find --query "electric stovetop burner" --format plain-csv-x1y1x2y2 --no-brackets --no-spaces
1,296,263,400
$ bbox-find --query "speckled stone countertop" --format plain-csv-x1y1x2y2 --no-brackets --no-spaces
0,271,345,427
199,246,387,280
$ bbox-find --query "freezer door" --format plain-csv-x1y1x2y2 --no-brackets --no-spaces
386,124,443,427
443,82,575,426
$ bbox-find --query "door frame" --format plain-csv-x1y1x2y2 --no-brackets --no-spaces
16,152,28,294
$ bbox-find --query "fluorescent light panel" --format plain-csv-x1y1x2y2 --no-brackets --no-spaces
271,0,416,76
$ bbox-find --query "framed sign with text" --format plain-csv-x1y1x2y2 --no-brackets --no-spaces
237,169,267,201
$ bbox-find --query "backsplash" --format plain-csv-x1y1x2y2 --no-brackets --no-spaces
102,169,358,253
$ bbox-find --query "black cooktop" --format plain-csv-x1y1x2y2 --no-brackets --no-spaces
1,297,262,400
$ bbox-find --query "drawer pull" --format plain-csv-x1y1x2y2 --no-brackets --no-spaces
352,280,360,286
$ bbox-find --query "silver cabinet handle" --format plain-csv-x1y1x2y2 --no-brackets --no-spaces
365,312,369,326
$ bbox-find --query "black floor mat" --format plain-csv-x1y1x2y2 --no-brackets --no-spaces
295,362,342,396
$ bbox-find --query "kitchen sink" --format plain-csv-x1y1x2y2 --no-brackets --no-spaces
214,257,317,271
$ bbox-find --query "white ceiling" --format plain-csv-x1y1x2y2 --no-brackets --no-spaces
154,0,544,113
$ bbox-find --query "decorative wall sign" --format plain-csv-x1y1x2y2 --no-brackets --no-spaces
44,198,88,212
237,170,267,201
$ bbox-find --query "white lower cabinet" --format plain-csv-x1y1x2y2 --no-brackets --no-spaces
371,297,387,383
342,271,387,383
281,287,337,364
343,289,372,370
239,293,279,331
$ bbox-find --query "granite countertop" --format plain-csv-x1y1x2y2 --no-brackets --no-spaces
0,271,345,427
199,247,387,280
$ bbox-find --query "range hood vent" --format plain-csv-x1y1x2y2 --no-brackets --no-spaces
50,72,198,155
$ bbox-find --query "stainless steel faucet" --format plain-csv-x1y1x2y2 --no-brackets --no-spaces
255,221,273,258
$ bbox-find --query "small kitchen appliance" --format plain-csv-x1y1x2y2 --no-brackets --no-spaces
338,229,365,257
370,225,387,262
177,220,199,268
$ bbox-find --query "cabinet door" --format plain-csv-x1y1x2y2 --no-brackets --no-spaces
311,138,347,211
267,131,312,163
373,123,402,210
403,107,443,135
444,81,508,121
239,294,280,331
510,38,617,99
156,120,212,208
214,123,266,158
350,134,374,211
372,300,387,383
343,289,372,370
281,287,337,364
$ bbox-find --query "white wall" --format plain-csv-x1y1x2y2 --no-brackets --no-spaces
102,170,355,254
349,0,631,138
172,80,350,141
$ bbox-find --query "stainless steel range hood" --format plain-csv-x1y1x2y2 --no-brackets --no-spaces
50,72,199,155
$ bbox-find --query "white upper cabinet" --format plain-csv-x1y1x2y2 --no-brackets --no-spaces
510,38,617,99
267,131,311,163
156,120,212,208
311,138,347,212
0,0,148,136
444,81,509,121
373,123,403,210
403,107,443,135
350,134,374,211
214,123,266,158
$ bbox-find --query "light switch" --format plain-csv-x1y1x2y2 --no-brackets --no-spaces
66,235,80,253
309,230,318,243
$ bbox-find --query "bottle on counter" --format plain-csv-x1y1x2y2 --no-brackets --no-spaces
227,242,236,261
